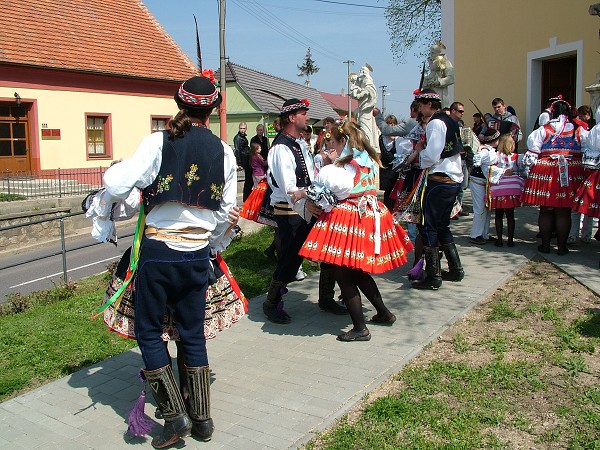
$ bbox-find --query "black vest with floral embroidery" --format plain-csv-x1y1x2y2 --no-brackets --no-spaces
431,111,463,159
143,127,225,212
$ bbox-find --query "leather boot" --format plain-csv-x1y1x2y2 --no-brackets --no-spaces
143,365,192,449
263,279,291,323
411,247,442,290
318,263,346,314
440,242,464,282
185,365,214,441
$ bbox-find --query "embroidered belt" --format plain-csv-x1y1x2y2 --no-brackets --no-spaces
145,226,209,243
273,202,297,216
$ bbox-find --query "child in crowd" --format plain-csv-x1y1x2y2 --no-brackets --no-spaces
490,134,524,247
250,141,268,187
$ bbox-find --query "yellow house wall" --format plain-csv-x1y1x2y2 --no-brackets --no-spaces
0,86,177,169
453,0,600,140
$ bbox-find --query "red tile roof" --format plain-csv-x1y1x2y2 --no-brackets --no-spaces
0,0,197,82
320,92,358,112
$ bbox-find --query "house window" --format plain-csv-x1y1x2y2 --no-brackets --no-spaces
86,113,112,159
151,116,171,132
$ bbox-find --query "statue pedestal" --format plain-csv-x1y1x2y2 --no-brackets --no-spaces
585,72,600,116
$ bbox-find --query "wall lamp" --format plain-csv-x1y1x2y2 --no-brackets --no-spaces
14,92,21,106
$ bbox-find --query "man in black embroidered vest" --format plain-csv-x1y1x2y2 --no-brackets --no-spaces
102,74,237,447
411,88,465,290
264,98,345,323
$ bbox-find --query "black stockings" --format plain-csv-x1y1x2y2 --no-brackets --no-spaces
495,208,515,244
335,266,389,332
538,207,571,252
413,233,424,266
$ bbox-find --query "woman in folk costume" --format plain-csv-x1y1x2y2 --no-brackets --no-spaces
573,120,600,220
489,133,524,247
296,121,413,341
92,73,237,448
468,129,499,245
521,100,588,255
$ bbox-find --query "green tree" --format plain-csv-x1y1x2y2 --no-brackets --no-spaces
385,0,441,62
297,47,320,87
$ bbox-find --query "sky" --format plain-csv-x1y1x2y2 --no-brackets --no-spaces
142,0,426,118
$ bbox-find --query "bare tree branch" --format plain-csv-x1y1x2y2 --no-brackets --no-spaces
385,0,441,63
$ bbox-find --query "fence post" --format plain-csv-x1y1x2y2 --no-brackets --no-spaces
60,218,68,283
57,168,62,198
5,169,10,199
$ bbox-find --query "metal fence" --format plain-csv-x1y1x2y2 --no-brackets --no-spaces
0,167,106,200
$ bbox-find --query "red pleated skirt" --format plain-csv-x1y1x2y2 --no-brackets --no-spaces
573,169,600,218
521,157,584,207
240,179,268,222
299,197,413,274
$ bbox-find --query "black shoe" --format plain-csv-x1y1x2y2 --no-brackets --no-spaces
263,301,291,324
458,210,470,217
318,298,347,315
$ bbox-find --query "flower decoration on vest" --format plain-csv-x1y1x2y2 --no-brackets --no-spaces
201,69,218,87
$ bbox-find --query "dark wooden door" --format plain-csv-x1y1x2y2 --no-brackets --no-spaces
542,56,577,111
0,103,31,173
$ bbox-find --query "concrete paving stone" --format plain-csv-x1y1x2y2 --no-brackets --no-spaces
226,436,278,450
36,415,86,439
254,430,298,449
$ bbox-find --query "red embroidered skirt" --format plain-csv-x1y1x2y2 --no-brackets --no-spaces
299,198,413,274
490,175,524,209
521,157,584,207
240,179,268,222
573,169,600,218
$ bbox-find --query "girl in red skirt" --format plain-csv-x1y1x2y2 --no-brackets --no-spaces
296,121,413,341
489,134,524,247
521,100,588,255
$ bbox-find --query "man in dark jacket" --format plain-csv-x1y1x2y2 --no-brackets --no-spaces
233,122,252,200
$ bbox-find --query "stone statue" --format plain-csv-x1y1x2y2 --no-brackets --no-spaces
422,40,455,108
349,64,379,148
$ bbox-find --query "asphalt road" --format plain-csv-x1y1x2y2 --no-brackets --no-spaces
0,223,136,303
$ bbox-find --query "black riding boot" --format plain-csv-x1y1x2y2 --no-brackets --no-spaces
185,365,214,441
318,263,346,314
440,242,464,282
143,365,192,449
263,279,291,323
411,247,442,290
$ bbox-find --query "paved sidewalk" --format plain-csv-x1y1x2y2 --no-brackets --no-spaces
1,204,598,449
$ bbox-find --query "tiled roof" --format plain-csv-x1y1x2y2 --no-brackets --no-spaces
217,62,338,120
320,91,358,113
0,0,197,82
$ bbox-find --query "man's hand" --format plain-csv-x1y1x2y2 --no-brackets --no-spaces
305,200,323,218
228,206,240,225
414,141,425,152
373,107,381,117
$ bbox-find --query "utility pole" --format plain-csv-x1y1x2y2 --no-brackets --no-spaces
380,85,387,115
343,60,354,121
219,0,227,141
